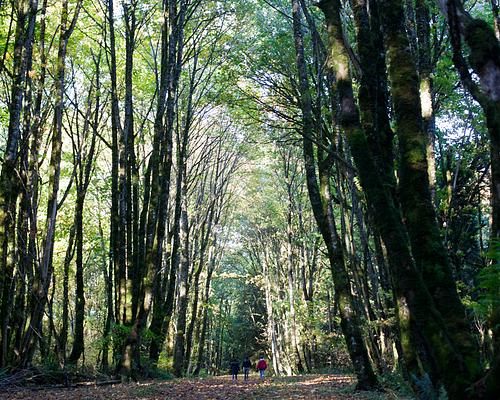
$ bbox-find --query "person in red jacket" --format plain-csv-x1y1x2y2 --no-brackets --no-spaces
256,356,267,379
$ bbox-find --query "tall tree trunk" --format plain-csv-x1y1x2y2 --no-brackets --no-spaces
415,0,437,198
142,0,172,365
122,0,137,325
172,163,190,377
106,0,122,338
319,0,481,397
292,0,377,389
262,250,281,376
100,208,114,371
18,0,81,366
116,0,139,375
145,0,187,367
185,248,206,371
491,0,500,39
68,62,99,363
60,225,75,363
12,0,48,365
0,0,38,367
193,245,216,376
282,151,304,374
380,0,480,388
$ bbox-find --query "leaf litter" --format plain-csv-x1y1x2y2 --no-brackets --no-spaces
1,374,408,399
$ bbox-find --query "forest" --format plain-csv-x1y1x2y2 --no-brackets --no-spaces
0,0,499,399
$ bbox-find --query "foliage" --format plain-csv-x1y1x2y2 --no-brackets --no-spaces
0,0,498,397
472,242,500,320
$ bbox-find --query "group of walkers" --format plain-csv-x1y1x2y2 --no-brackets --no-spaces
229,356,268,381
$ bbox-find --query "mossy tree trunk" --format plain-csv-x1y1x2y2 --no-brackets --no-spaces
146,0,187,368
319,0,481,397
143,0,174,365
379,0,481,390
17,0,81,367
292,0,378,390
0,0,38,367
415,0,437,197
116,0,140,377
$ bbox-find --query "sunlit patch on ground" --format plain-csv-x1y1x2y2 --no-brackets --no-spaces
1,374,405,399
295,374,354,386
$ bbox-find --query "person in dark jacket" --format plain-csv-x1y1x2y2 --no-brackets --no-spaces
230,359,240,381
242,357,251,381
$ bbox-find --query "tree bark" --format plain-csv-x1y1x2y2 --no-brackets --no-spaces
292,0,378,389
145,0,187,368
68,59,99,363
319,0,481,396
0,0,38,367
380,0,481,389
172,163,190,377
17,0,81,367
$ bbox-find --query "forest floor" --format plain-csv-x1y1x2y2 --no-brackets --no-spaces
1,374,410,400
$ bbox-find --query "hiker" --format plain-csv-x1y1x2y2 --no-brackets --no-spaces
230,359,240,381
256,356,267,380
242,356,251,381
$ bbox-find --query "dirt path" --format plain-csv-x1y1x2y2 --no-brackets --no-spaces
1,374,404,399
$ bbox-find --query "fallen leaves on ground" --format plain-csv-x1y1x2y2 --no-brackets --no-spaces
1,374,407,400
